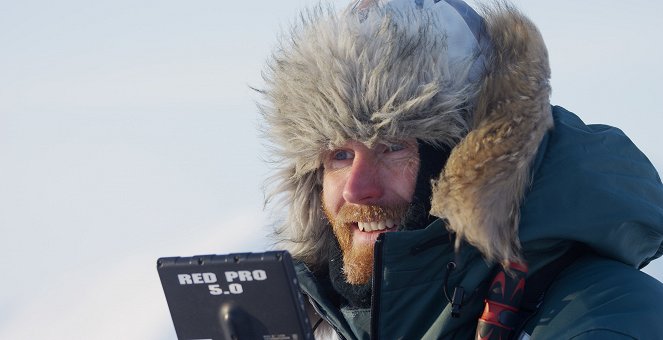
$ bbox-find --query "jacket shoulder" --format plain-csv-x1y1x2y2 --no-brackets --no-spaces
526,254,663,340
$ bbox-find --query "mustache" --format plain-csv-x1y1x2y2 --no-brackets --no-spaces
335,204,409,224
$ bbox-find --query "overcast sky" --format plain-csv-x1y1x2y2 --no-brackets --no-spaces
1,0,662,339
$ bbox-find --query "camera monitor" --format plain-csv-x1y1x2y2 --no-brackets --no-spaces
157,251,313,340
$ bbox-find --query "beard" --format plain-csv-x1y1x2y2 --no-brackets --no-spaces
324,204,408,285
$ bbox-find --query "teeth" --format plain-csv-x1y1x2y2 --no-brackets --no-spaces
357,219,401,232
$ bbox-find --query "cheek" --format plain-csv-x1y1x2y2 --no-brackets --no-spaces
322,172,344,214
388,158,419,202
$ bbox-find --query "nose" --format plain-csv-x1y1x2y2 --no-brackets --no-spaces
342,152,384,204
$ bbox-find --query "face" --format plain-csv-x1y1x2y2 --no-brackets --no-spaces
322,139,419,284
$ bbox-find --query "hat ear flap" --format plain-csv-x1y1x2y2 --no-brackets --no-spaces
430,4,553,267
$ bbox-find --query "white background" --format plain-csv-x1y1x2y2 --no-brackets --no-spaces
1,1,661,338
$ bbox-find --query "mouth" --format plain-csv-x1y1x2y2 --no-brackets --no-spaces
356,218,401,232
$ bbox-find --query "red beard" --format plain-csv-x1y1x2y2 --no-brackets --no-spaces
324,204,408,285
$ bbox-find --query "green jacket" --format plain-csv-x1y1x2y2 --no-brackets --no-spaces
296,107,663,339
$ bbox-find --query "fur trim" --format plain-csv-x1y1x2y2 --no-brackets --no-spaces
260,2,553,268
430,3,552,266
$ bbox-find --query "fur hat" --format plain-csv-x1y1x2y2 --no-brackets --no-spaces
260,0,552,268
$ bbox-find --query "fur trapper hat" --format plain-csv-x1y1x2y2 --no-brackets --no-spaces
260,0,552,269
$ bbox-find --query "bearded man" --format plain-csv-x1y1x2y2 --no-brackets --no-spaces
259,0,663,339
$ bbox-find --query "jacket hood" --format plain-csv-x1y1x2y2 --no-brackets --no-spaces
259,0,663,269
520,107,663,269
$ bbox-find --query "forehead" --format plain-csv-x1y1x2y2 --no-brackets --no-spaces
326,138,418,150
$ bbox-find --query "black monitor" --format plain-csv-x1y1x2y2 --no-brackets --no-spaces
157,251,313,340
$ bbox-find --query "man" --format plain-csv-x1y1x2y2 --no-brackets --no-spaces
259,0,663,338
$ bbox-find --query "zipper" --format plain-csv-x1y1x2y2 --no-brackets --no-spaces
306,294,348,339
369,234,385,340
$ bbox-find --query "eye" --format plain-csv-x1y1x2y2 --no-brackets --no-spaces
332,150,354,161
385,143,406,153
324,149,355,170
